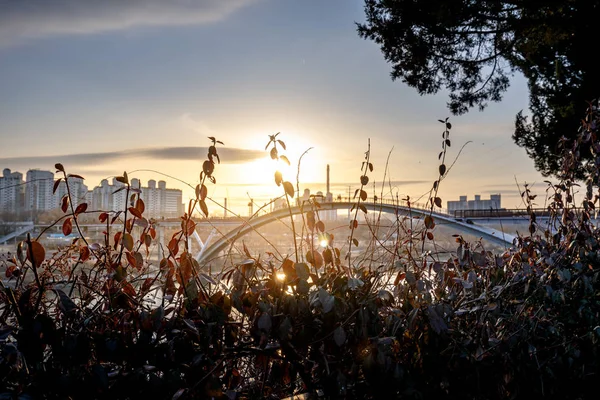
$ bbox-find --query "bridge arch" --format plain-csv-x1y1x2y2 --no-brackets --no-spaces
197,201,515,263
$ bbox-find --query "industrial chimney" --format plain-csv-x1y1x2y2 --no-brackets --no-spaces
326,164,330,194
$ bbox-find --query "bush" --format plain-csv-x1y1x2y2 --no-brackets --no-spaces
1,110,600,399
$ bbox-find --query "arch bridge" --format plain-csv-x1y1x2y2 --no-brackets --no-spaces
197,201,516,264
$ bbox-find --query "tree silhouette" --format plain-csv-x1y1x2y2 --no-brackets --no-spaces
357,0,599,177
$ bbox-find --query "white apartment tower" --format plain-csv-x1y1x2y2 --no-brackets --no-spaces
25,169,55,212
0,168,24,214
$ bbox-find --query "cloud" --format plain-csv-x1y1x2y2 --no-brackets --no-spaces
0,146,264,169
179,113,217,137
0,0,259,47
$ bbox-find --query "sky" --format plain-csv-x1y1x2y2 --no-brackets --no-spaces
0,0,552,216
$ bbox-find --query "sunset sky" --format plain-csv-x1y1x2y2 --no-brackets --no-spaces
0,0,551,216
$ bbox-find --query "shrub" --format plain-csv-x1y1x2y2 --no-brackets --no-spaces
1,108,600,399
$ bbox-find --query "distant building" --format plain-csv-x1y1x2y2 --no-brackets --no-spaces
447,194,502,212
139,179,183,218
25,169,55,212
0,168,24,214
90,178,127,212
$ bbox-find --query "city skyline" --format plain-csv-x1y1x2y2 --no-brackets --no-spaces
0,167,183,219
0,0,557,214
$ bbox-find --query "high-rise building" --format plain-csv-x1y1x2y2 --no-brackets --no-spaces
90,178,127,212
139,179,183,218
0,168,24,214
25,169,54,212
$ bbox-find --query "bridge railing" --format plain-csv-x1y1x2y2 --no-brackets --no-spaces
324,196,447,215
451,208,589,219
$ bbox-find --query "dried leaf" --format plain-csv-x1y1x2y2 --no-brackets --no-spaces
283,181,294,198
27,241,45,268
62,218,73,236
274,170,283,186
53,178,62,194
122,233,134,251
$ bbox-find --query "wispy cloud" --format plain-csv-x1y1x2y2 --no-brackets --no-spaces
0,0,259,47
0,146,264,169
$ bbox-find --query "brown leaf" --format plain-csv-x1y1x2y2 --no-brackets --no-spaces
270,147,278,160
27,241,46,268
360,190,367,201
199,199,209,217
80,246,90,262
53,178,62,194
114,231,122,250
434,197,442,208
168,238,179,256
424,215,435,229
61,195,69,213
55,163,65,172
122,233,134,251
62,218,73,236
99,212,109,223
280,155,290,165
125,251,137,268
186,219,196,235
316,220,325,233
136,198,145,214
203,160,215,176
74,202,88,216
128,207,142,219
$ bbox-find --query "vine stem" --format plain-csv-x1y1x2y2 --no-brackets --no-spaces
347,138,371,275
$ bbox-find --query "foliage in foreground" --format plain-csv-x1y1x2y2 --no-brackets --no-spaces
1,108,600,399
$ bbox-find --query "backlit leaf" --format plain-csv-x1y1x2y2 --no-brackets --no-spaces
27,241,45,268
274,170,283,186
316,220,325,232
283,181,294,198
270,147,278,160
199,199,209,217
280,155,290,165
